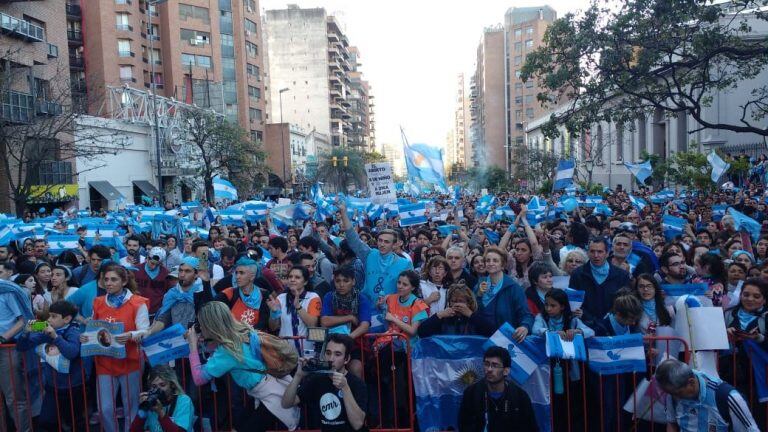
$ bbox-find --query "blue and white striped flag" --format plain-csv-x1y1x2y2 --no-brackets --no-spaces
662,214,685,240
545,332,587,361
484,323,547,385
553,159,575,190
707,151,730,183
484,229,500,245
244,202,268,223
0,226,16,246
412,336,486,432
712,205,727,222
141,324,190,366
623,160,653,183
213,176,238,201
586,333,647,375
138,207,164,218
476,194,496,215
436,225,460,237
564,288,585,311
398,202,428,227
310,183,324,202
650,189,675,204
661,283,708,305
47,235,81,255
728,207,762,242
492,206,515,221
581,195,604,208
629,195,648,212
527,196,546,212
369,313,387,333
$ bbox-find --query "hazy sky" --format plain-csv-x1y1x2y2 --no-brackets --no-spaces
260,0,591,150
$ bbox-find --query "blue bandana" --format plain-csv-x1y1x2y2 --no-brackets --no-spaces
239,285,262,310
590,262,610,285
155,278,203,317
607,313,629,335
642,300,658,322
547,315,564,332
107,290,127,308
481,276,505,307
737,308,759,330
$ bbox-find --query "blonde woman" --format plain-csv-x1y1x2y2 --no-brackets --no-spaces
186,301,299,430
130,365,194,431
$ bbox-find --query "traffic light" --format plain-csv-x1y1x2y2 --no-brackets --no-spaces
343,156,348,166
332,156,338,167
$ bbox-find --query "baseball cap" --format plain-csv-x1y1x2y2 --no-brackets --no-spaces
148,247,166,262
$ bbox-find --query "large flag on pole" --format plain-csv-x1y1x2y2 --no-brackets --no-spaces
403,143,447,187
623,160,653,183
213,176,238,201
707,151,730,183
553,160,575,190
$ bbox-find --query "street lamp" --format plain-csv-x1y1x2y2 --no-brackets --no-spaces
148,0,168,202
278,87,290,193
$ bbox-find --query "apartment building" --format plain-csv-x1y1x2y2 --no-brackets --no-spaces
469,26,505,170
67,0,266,141
451,73,471,170
0,0,71,213
264,5,373,154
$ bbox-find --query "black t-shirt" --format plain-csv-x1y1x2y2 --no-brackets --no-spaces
297,372,367,432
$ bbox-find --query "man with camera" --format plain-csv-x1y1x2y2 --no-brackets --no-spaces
281,333,367,432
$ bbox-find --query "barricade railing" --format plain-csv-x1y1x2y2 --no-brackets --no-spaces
5,334,768,432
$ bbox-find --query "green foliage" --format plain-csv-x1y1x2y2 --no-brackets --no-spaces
465,166,513,193
362,151,387,164
639,150,721,191
521,0,768,139
316,148,366,192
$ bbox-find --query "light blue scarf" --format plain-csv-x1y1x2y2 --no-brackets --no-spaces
155,278,203,317
737,308,759,330
481,275,505,307
607,313,629,335
642,300,658,322
107,289,127,308
547,315,564,332
239,285,263,310
590,262,610,285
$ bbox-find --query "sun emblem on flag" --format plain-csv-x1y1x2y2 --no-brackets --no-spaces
413,153,426,167
451,361,483,393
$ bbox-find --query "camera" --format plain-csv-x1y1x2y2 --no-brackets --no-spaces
302,327,332,374
139,388,168,410
30,320,48,332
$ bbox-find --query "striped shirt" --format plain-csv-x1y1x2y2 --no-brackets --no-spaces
666,372,759,432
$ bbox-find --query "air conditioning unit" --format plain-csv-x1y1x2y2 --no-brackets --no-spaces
189,39,199,46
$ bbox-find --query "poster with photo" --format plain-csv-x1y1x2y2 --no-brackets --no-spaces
80,320,126,358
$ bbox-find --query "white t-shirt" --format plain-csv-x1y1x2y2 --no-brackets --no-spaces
419,279,448,317
277,291,322,354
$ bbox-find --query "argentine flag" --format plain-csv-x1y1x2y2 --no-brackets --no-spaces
661,214,685,240
546,332,587,361
743,340,768,403
412,336,486,432
623,160,653,183
661,283,708,305
492,206,515,221
244,202,268,223
398,202,428,227
137,207,164,218
628,195,647,212
35,344,70,373
47,235,81,255
213,176,238,201
404,143,447,186
553,159,575,190
484,323,547,385
707,151,730,183
564,288,585,311
141,324,190,366
219,209,245,226
586,333,647,375
728,206,762,242
712,204,727,221
475,194,496,215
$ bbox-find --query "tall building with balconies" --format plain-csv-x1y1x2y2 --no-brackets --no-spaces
65,0,267,142
452,73,470,170
469,26,506,170
1,0,71,213
264,5,370,155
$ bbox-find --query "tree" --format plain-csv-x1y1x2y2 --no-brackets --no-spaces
521,0,768,139
362,150,387,164
513,146,558,191
465,166,513,193
315,148,366,193
184,109,266,202
0,49,126,215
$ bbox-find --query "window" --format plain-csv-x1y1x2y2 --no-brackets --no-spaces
220,11,233,34
34,160,73,185
515,69,521,79
116,0,129,4
525,94,534,104
119,65,133,81
245,19,257,34
514,55,521,66
180,29,210,45
526,27,534,35
179,4,210,23
117,39,131,56
247,63,260,80
514,42,521,51
525,39,534,48
246,41,258,57
514,29,522,38
149,48,161,64
219,0,232,11
249,107,262,122
515,96,522,104
222,57,235,80
526,108,534,119
146,23,159,39
181,53,195,66
196,55,211,68
223,81,237,103
248,85,260,99
515,82,523,90
116,13,131,31
246,0,256,12
220,34,234,57
515,110,522,121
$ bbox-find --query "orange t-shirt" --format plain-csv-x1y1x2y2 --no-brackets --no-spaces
92,294,149,376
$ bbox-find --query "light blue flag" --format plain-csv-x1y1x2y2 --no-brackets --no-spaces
545,332,587,361
219,209,245,227
310,183,324,202
368,313,387,333
586,333,647,375
564,288,585,311
707,151,730,183
137,207,164,218
141,324,190,367
475,194,496,215
412,336,486,432
47,235,81,255
404,143,447,186
623,160,653,183
712,205,727,222
484,324,548,386
660,283,708,304
662,214,685,240
650,189,675,204
213,176,238,201
527,196,546,212
492,206,515,221
398,202,428,227
35,344,70,373
0,226,16,246
728,207,761,242
483,229,500,245
594,203,613,216
244,202,268,223
553,159,575,190
436,225,460,237
629,195,648,212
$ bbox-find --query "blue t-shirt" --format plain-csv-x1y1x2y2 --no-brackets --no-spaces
142,394,194,431
203,343,265,390
67,280,99,319
320,292,374,334
0,293,24,337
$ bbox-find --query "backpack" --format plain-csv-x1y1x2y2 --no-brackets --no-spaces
248,331,298,378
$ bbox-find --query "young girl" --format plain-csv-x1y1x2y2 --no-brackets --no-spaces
632,274,673,336
85,264,149,432
267,266,321,355
693,252,728,307
532,289,593,432
50,265,78,304
419,256,453,316
726,262,748,306
597,289,644,337
525,262,554,316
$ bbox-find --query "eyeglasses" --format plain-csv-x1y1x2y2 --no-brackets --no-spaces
637,284,655,291
483,361,504,369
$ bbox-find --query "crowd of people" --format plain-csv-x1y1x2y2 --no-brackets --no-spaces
0,181,767,431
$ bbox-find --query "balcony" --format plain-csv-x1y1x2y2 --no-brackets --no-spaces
118,50,135,58
0,12,45,42
116,24,133,32
66,3,82,18
47,43,58,58
120,77,137,84
36,100,63,116
1,90,35,124
67,29,83,45
70,78,87,93
69,56,84,69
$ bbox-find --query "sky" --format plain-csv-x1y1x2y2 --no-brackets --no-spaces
260,0,592,151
